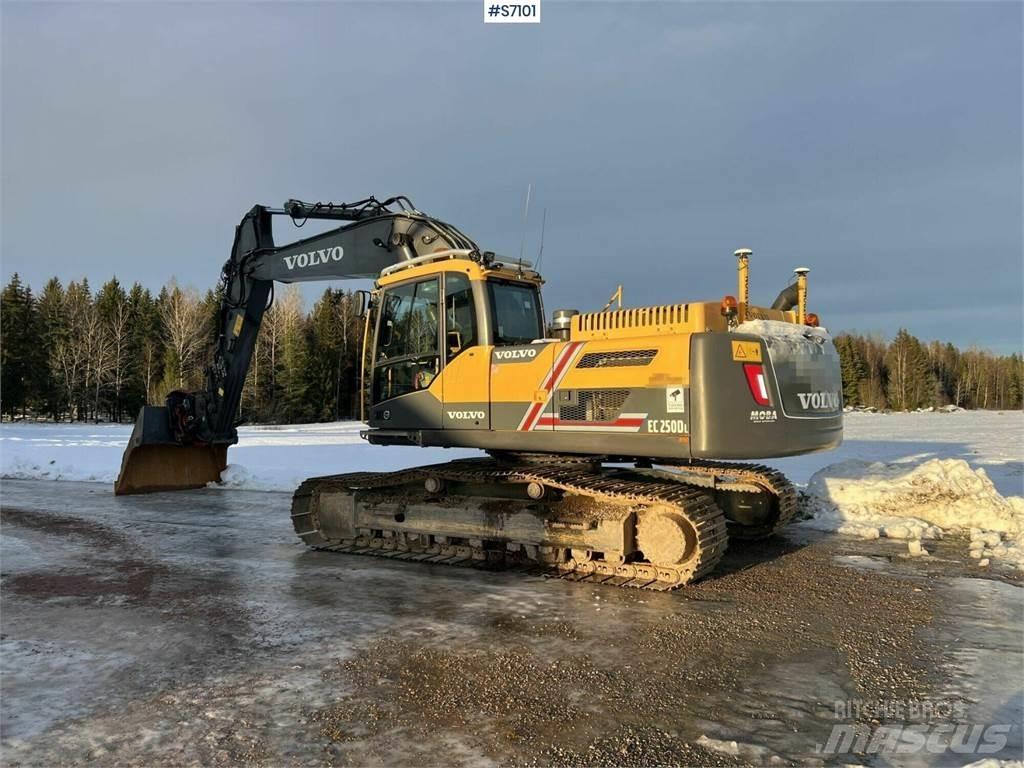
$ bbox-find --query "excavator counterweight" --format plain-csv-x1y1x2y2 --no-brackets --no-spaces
116,195,843,587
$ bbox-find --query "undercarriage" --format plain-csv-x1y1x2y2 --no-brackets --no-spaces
290,456,797,589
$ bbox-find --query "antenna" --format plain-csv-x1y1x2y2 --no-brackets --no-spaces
518,183,532,267
535,207,548,272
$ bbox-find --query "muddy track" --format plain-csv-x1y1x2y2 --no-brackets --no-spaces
291,458,793,589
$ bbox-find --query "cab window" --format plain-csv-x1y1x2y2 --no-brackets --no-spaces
444,272,478,361
372,277,439,402
488,280,542,346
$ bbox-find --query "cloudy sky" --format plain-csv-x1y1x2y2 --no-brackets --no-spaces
2,1,1021,352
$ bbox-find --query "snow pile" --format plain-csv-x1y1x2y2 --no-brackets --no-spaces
802,458,1024,568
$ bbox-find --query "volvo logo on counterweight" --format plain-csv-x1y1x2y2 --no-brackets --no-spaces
797,391,841,410
283,246,344,270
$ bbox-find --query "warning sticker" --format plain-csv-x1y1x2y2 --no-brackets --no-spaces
665,387,685,413
731,340,762,362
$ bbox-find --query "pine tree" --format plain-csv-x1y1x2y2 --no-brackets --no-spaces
885,329,935,410
305,289,340,420
0,274,40,419
35,278,67,419
835,334,868,406
95,278,131,420
126,283,162,412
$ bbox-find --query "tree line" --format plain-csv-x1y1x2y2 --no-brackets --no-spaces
0,274,362,423
835,330,1022,411
1,273,1021,422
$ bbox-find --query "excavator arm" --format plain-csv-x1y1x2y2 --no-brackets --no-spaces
115,196,478,494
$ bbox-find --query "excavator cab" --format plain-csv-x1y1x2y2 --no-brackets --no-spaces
362,256,545,434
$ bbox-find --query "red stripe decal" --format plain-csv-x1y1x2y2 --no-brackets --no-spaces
520,342,585,431
535,417,645,428
542,342,582,391
521,401,544,431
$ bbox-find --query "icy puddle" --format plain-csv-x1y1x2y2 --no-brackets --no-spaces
931,577,1023,762
2,480,1022,766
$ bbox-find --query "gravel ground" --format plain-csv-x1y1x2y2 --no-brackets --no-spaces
1,479,1021,767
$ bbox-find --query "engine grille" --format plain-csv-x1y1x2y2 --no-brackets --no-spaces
576,349,657,369
559,390,630,423
577,303,689,334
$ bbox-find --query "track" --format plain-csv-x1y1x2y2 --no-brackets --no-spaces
659,460,800,540
291,458,794,589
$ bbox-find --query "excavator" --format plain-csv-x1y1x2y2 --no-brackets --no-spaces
115,195,843,589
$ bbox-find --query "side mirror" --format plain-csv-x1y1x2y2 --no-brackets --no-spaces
354,289,371,319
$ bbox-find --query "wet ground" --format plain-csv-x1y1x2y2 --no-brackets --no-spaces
1,479,1021,767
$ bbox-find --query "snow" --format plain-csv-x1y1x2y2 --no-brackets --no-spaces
2,410,1022,566
0,421,474,492
735,318,831,343
799,457,1024,568
764,410,1024,569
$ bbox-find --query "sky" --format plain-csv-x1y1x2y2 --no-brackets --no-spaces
2,1,1021,353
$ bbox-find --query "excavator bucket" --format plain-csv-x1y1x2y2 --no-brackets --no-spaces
114,406,228,495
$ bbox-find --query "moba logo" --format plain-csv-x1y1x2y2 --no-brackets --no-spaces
797,391,841,410
447,410,485,420
283,246,344,270
495,348,537,360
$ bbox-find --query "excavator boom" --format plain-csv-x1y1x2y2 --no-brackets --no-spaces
115,196,478,494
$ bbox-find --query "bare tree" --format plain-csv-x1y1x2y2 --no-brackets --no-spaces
160,281,206,391
83,305,116,421
106,295,131,420
50,282,92,420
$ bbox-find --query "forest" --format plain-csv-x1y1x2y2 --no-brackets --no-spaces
1,273,1021,422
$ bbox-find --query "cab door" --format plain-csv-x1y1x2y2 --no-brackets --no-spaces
368,276,442,429
440,271,490,429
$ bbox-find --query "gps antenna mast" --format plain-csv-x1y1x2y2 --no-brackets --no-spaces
518,183,532,269
535,207,548,272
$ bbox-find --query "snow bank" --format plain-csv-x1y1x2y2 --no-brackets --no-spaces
0,421,475,493
802,458,1024,568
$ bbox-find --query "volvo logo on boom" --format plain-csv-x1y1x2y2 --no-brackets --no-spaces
282,246,344,270
797,391,841,410
495,348,537,361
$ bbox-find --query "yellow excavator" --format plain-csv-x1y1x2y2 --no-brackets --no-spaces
116,196,842,589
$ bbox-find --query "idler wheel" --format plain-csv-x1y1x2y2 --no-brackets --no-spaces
636,504,698,566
